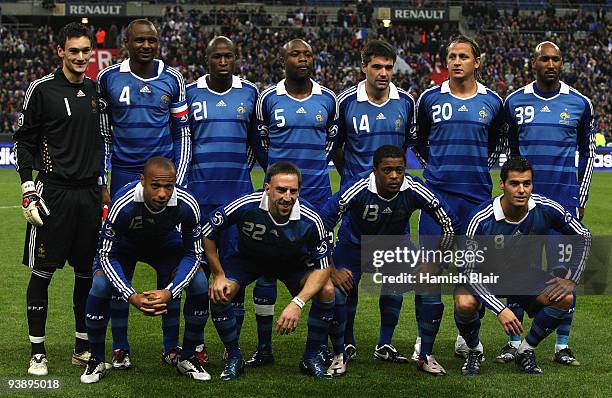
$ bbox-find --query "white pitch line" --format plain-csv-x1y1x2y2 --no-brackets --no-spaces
0,205,20,209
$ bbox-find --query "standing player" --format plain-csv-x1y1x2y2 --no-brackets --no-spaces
319,145,458,376
80,157,209,383
333,40,416,363
248,39,338,366
204,162,335,380
500,41,595,365
454,157,590,375
97,19,191,368
186,36,259,351
412,35,506,375
13,22,107,376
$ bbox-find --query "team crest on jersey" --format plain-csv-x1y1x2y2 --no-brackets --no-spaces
236,104,247,120
559,110,571,125
478,107,488,121
212,211,224,226
316,111,324,122
395,116,403,131
160,94,170,110
91,99,98,113
37,243,46,259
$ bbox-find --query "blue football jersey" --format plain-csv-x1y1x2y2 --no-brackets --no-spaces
336,81,415,186
465,194,591,315
98,59,191,184
253,79,338,208
96,180,203,301
505,81,596,209
202,191,329,270
186,75,258,206
319,171,459,248
414,81,505,203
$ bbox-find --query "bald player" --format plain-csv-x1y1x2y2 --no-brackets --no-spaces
500,41,595,366
248,39,338,367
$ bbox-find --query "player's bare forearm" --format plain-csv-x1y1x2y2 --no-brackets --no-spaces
297,267,331,303
204,237,224,277
332,147,345,174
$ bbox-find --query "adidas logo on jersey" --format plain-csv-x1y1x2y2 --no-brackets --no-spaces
458,105,469,112
216,100,227,107
541,105,551,113
376,112,386,120
140,85,152,94
76,90,86,97
296,107,307,114
382,207,392,214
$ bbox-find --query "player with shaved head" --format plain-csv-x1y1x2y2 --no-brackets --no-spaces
248,38,338,369
501,41,595,366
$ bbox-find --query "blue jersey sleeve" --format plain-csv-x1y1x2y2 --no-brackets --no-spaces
488,101,507,168
165,192,203,299
413,92,430,166
504,98,520,157
97,209,137,302
97,72,112,186
576,101,596,208
325,94,339,162
168,69,191,185
300,205,330,270
201,192,261,238
253,91,271,169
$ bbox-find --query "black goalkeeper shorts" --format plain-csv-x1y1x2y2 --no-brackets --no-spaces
23,178,101,273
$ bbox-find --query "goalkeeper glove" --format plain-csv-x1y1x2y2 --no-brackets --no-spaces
21,181,50,227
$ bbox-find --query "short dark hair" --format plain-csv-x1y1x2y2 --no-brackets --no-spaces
500,157,533,182
206,36,234,56
361,40,396,65
265,161,302,188
373,145,406,168
57,22,92,49
125,19,156,40
143,156,176,176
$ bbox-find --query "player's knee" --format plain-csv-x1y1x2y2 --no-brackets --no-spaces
454,294,478,314
552,293,574,310
319,279,335,302
90,274,113,298
187,271,208,296
334,287,347,304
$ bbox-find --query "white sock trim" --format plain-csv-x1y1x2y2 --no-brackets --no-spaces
254,304,275,316
75,332,88,340
29,335,45,344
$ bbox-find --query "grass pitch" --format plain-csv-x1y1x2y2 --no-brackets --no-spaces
0,168,610,397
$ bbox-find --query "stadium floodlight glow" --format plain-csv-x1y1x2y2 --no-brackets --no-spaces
81,17,89,24
382,19,391,28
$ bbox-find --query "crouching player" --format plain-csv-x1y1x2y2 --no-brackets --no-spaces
80,157,210,383
204,162,335,380
454,157,591,375
319,145,459,376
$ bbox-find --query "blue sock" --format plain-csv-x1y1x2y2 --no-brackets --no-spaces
211,301,241,359
556,295,575,347
253,276,277,350
415,294,443,358
344,288,358,346
233,287,246,341
377,294,403,346
526,305,569,348
508,298,524,343
86,275,113,362
181,272,208,360
110,267,133,352
304,298,334,360
454,309,481,349
330,288,347,354
161,297,181,353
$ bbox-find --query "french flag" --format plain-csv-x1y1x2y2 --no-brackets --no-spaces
170,100,189,118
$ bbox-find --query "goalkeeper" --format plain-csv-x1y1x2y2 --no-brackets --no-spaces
13,22,109,377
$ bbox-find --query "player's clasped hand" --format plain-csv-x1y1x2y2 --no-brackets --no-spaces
209,274,232,304
331,267,353,295
544,277,576,302
276,303,302,335
497,307,524,336
21,181,50,227
129,291,168,316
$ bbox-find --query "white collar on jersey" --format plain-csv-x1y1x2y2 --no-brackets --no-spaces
119,59,165,77
440,80,487,95
367,172,410,194
196,74,243,89
356,80,400,102
276,79,322,96
134,182,178,207
493,195,536,222
524,81,570,95
259,192,301,221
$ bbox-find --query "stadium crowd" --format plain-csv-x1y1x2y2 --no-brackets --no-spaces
1,7,609,139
